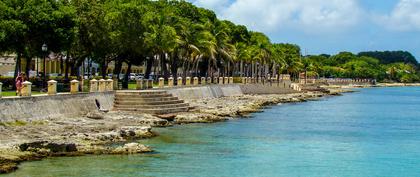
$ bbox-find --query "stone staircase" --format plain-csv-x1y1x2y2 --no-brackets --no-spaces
113,90,190,114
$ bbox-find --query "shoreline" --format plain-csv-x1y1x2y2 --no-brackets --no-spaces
322,82,420,89
0,88,351,174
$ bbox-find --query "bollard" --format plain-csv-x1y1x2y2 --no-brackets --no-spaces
224,77,229,84
201,77,206,85
106,79,114,91
0,82,2,98
47,80,58,95
177,77,183,86
193,77,199,85
113,78,118,90
241,77,246,84
186,77,191,86
247,77,251,84
159,77,165,88
207,77,212,84
229,77,234,84
70,80,79,94
98,79,106,92
145,79,150,89
168,77,174,87
258,77,262,83
136,79,144,90
90,79,98,92
21,81,32,97
219,77,224,84
147,79,153,89
213,77,218,84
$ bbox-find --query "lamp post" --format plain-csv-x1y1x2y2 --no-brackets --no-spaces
36,57,39,77
42,43,48,90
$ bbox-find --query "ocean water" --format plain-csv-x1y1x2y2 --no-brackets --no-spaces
4,87,420,177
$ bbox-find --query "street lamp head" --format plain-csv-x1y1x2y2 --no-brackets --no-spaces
42,43,48,52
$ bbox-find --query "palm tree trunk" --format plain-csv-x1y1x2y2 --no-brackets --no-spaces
145,57,153,79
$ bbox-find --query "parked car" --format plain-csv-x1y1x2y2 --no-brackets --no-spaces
129,73,136,80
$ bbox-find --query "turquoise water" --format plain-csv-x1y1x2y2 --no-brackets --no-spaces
5,87,420,177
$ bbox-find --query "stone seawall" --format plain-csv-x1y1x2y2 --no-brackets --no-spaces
0,92,114,122
0,84,294,122
166,83,295,100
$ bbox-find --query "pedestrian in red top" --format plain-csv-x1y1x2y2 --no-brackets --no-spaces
15,73,23,96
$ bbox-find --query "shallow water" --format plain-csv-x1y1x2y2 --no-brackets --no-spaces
5,87,420,177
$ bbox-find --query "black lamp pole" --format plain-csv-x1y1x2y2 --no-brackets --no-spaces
42,44,48,90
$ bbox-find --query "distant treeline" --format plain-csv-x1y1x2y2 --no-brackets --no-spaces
358,51,418,65
304,51,419,83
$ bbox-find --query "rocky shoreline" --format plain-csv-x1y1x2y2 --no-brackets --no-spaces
0,89,351,174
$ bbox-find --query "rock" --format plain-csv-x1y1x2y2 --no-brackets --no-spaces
118,126,154,139
99,109,109,113
112,143,152,154
19,141,77,153
86,111,105,120
156,114,177,121
0,161,18,174
175,113,227,123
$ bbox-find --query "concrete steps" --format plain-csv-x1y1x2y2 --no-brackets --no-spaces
114,103,190,109
114,100,184,105
113,90,190,115
115,107,190,115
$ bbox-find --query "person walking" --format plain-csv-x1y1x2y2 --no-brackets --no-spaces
15,73,23,96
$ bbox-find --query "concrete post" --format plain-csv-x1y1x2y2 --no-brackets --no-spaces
136,79,144,90
242,77,247,84
98,79,106,92
213,77,218,84
229,77,234,84
258,77,262,83
219,77,224,84
106,79,114,91
224,77,229,84
247,77,251,84
158,77,165,88
21,81,32,97
193,77,199,85
177,77,183,86
113,78,118,90
90,79,98,92
201,77,206,85
0,82,2,98
168,77,174,87
186,77,191,86
70,80,79,94
147,79,153,89
207,77,212,84
47,80,58,95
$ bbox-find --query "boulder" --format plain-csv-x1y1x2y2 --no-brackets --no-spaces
112,143,152,154
19,141,77,153
86,111,105,120
118,126,154,138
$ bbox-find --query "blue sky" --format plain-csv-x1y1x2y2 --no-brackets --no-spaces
189,0,420,60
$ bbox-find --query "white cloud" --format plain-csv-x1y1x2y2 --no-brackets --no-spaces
192,0,231,14
378,0,420,31
191,0,363,34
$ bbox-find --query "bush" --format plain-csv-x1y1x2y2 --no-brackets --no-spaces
0,76,15,90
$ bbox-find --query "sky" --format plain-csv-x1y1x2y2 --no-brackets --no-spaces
189,0,420,60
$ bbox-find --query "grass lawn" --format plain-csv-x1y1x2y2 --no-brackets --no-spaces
128,83,136,90
1,91,43,97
